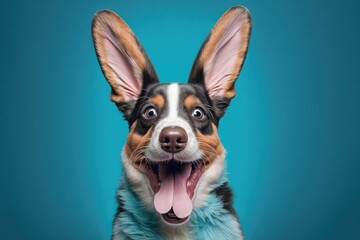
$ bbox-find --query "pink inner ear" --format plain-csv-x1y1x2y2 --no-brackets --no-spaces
103,28,142,101
204,16,242,97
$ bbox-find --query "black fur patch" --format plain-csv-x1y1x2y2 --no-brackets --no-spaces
213,182,239,221
130,84,168,135
178,84,216,135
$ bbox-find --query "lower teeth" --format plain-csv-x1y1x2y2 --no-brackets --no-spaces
168,212,177,218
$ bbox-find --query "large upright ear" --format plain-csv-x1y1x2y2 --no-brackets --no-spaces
92,10,159,118
188,6,251,117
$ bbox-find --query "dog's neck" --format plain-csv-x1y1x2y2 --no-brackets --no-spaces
111,169,243,240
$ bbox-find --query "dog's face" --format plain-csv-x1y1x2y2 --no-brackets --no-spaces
92,7,251,226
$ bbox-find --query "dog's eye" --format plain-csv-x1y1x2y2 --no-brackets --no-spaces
191,108,205,120
143,107,158,120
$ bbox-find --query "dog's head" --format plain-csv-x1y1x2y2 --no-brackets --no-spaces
92,6,251,226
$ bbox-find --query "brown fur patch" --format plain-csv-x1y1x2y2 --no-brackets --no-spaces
124,120,153,172
148,94,165,110
184,95,201,110
196,124,224,168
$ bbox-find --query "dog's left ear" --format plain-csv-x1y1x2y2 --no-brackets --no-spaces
92,10,159,119
188,6,251,117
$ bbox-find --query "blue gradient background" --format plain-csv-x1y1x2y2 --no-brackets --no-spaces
1,0,360,239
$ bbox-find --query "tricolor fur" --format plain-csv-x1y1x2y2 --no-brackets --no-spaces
92,6,251,240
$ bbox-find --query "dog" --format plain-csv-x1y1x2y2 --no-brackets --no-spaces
92,6,251,240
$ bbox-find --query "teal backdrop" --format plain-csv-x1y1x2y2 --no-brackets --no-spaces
1,0,360,239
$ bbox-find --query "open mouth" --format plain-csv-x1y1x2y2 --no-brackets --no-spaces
144,159,204,225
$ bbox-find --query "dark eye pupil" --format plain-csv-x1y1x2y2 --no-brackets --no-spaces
144,108,157,119
148,110,155,116
192,109,203,119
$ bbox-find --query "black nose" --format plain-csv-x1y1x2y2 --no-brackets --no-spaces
159,126,188,153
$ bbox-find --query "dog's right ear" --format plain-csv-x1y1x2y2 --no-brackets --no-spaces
188,6,251,118
92,10,159,119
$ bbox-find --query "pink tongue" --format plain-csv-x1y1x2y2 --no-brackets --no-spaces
153,164,174,214
154,163,193,218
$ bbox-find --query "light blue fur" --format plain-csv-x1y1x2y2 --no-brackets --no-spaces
113,178,164,239
190,193,242,239
112,171,242,239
